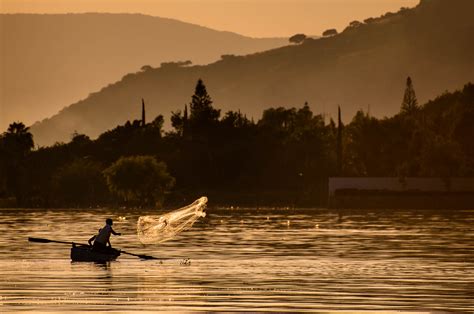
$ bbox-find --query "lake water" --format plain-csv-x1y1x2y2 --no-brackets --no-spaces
0,206,473,312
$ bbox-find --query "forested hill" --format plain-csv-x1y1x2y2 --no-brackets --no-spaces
30,0,474,146
1,13,287,131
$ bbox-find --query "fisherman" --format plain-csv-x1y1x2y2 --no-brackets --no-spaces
88,218,121,252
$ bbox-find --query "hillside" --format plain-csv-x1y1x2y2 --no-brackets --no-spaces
0,13,287,131
30,0,474,146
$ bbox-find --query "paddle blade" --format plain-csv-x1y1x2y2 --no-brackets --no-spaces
28,237,52,243
119,250,160,260
138,254,159,260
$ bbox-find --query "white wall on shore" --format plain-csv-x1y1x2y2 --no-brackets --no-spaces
328,177,474,196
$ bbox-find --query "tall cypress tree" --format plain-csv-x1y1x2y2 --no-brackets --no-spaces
401,76,419,114
337,106,343,176
183,104,188,121
189,79,220,128
141,98,146,126
183,104,188,136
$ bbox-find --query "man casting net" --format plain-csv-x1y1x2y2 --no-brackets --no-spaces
137,197,207,244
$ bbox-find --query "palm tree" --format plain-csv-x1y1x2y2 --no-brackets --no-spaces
3,122,34,156
0,122,34,205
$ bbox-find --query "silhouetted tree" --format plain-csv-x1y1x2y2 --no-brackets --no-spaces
289,34,307,44
398,7,410,14
348,20,363,29
140,65,153,72
52,158,108,206
336,107,343,175
2,122,34,156
3,79,474,208
322,29,338,37
221,110,250,129
221,54,237,61
171,105,189,136
103,155,175,206
150,115,164,131
419,135,465,180
343,111,389,176
364,17,376,24
0,122,34,204
382,12,395,19
142,98,146,126
160,60,192,68
452,84,474,169
188,79,220,133
183,104,189,136
401,76,420,114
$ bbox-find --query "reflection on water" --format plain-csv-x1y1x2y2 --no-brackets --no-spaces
0,207,473,312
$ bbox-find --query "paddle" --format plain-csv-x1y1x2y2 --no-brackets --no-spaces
119,250,160,260
28,237,160,260
29,237,86,245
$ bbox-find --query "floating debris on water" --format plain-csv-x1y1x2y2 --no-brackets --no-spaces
180,258,191,266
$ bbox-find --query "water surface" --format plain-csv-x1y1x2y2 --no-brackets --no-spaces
0,207,473,312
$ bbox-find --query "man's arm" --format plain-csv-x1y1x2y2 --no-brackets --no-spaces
111,228,121,236
88,235,96,246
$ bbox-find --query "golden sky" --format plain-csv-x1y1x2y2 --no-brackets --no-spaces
1,0,419,37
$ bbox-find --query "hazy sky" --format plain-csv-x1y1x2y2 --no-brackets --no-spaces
1,0,419,37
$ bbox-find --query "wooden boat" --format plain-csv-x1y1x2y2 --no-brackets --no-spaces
70,244,120,262
28,237,158,261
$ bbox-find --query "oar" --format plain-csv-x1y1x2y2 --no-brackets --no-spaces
28,237,160,260
28,237,88,246
119,250,160,260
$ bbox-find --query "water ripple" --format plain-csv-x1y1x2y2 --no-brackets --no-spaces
0,207,473,312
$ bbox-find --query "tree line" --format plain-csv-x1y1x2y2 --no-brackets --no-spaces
1,78,473,208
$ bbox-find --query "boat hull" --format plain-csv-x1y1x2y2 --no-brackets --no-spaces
70,245,120,262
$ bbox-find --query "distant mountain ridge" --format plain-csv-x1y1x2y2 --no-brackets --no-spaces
29,0,474,146
0,13,287,131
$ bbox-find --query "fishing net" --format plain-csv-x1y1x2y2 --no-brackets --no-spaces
137,197,207,244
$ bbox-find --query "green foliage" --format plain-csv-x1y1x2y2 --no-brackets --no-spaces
189,79,220,129
401,77,420,114
28,1,474,147
140,65,154,72
171,79,222,145
103,155,175,206
95,115,164,163
0,122,34,204
349,20,363,28
160,60,192,69
256,104,333,189
342,83,474,178
1,81,473,208
337,107,343,175
419,136,465,178
171,105,187,136
2,122,34,157
322,29,338,37
343,111,388,176
289,34,307,44
52,159,108,206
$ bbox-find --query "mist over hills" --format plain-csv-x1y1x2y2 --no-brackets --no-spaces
29,0,474,146
0,13,287,131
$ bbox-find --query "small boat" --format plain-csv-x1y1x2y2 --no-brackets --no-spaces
70,244,120,262
28,237,157,261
